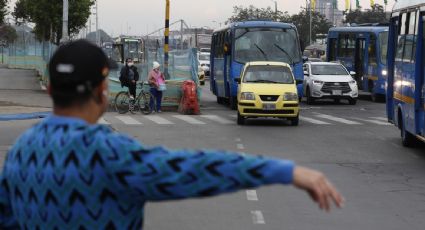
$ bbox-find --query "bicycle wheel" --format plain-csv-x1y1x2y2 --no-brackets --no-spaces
114,91,130,114
138,92,152,115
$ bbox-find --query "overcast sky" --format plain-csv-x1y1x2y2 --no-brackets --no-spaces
7,0,395,37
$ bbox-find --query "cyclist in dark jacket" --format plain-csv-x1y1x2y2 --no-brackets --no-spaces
120,58,140,99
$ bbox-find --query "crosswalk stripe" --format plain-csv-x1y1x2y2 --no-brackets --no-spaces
370,117,388,122
173,115,206,125
144,115,174,125
315,113,362,125
352,118,390,126
98,117,109,124
200,115,234,124
300,116,331,125
116,116,143,125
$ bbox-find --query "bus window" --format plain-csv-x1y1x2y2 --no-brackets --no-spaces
368,34,377,65
396,13,407,61
328,38,337,61
338,34,355,58
403,12,418,63
379,32,388,65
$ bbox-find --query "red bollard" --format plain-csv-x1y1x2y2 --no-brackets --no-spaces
179,80,200,115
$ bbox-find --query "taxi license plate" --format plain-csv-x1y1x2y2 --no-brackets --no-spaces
332,90,342,96
263,104,276,110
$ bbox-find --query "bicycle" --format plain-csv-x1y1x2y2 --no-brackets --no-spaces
114,81,153,115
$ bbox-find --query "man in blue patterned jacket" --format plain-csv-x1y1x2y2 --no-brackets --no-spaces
0,40,343,229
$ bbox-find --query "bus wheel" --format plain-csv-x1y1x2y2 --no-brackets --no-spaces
371,93,378,102
400,116,417,147
230,96,238,110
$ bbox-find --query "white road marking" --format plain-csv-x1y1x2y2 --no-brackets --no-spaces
300,116,331,125
144,115,174,125
352,117,391,126
314,113,362,125
251,210,265,224
236,143,245,150
173,115,206,125
116,116,143,125
246,190,258,201
200,115,234,124
235,138,242,142
229,114,237,118
98,117,109,124
370,117,388,122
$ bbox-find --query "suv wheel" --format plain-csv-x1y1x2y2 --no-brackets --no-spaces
348,98,357,105
306,88,315,105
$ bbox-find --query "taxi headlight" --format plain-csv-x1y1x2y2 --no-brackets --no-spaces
240,92,255,100
283,92,298,101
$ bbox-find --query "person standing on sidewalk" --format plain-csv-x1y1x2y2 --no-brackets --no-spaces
148,61,166,113
0,40,344,230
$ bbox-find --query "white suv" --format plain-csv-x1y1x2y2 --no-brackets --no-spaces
303,62,358,105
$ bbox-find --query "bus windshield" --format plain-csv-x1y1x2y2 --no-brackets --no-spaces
234,28,301,64
243,65,294,84
379,31,388,65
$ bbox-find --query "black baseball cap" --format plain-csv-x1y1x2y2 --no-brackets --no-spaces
49,39,117,95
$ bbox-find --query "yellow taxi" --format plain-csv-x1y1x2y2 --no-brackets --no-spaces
236,61,300,125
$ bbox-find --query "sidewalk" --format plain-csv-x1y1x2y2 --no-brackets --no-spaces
0,66,51,116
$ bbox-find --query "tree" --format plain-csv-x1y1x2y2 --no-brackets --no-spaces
0,0,7,24
345,4,388,24
0,24,17,44
226,5,290,24
290,9,332,50
13,0,94,44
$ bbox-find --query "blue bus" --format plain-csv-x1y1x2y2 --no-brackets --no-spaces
327,26,389,102
386,0,425,146
210,21,304,109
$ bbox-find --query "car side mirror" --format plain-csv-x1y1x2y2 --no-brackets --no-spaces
304,71,309,76
302,56,309,63
350,71,356,76
234,78,241,84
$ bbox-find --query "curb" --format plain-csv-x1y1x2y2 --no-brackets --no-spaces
0,112,51,121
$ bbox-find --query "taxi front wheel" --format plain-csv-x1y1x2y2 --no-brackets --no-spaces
237,112,245,125
289,116,299,126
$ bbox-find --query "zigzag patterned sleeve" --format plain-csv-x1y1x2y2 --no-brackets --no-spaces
107,135,294,201
0,154,19,229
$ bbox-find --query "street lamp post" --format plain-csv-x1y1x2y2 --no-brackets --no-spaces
61,0,69,43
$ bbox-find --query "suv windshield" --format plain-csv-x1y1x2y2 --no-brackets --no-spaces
311,64,348,75
199,54,209,61
243,65,294,84
234,28,301,64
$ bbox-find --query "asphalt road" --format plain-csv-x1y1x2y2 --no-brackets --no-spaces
1,81,425,230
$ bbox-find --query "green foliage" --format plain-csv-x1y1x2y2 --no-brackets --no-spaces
226,5,290,24
226,5,332,50
0,0,8,24
290,9,332,50
345,4,388,24
0,24,17,44
13,0,94,44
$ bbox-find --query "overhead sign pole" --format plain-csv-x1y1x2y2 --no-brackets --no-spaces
164,0,170,79
61,0,69,43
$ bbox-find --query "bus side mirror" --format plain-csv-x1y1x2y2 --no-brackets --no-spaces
234,78,241,84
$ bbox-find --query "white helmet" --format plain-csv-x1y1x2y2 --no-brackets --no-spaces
153,61,160,69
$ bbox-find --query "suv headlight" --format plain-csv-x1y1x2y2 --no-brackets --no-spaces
313,80,324,85
349,80,357,85
240,92,255,100
283,92,298,101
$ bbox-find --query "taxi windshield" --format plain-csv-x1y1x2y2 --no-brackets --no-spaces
243,65,294,84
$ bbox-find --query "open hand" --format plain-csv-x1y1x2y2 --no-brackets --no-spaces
293,166,344,212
